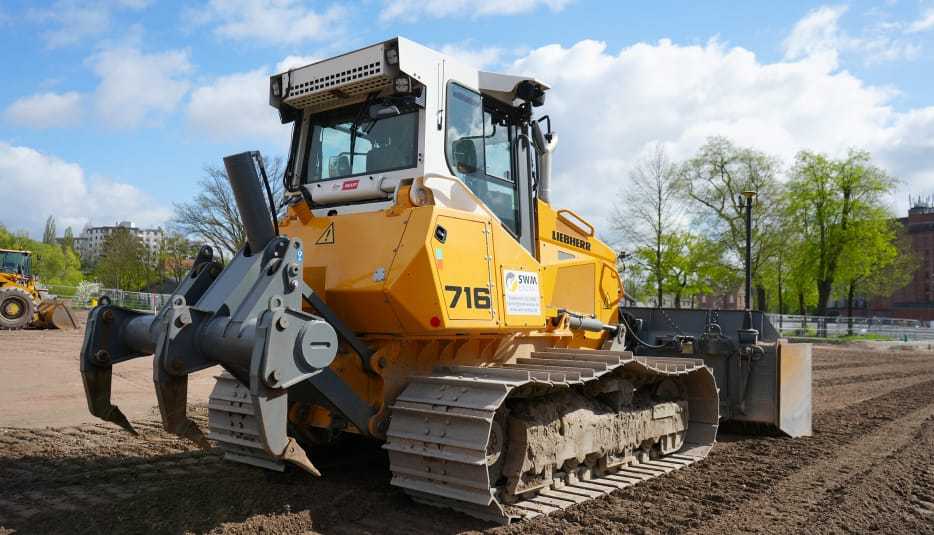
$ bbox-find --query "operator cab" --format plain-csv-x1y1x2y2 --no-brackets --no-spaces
0,249,31,277
271,37,551,254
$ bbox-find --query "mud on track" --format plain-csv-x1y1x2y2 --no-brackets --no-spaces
1,346,933,534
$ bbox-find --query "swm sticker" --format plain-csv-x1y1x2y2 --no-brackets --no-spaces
503,270,541,316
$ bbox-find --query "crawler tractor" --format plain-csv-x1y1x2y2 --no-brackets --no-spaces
80,38,811,523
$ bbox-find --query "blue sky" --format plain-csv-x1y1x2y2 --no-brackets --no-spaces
2,0,934,238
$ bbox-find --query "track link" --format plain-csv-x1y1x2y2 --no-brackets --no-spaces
383,348,719,524
207,373,286,471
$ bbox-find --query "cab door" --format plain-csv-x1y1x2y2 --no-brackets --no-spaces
444,82,537,256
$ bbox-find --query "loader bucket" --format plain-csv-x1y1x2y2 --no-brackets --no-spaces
34,299,78,330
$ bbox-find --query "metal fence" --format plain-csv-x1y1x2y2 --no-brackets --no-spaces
98,289,172,312
49,283,172,312
766,313,934,341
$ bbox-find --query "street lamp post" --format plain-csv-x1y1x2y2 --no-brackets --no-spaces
739,190,758,344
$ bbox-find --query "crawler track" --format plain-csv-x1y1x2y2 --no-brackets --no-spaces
207,373,286,471
384,349,719,523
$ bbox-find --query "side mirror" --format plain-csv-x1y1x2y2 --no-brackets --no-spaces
452,139,479,175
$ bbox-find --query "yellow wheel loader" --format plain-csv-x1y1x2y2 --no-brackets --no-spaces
0,248,78,330
79,38,810,523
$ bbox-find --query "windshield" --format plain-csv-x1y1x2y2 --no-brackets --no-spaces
0,252,28,275
305,104,418,182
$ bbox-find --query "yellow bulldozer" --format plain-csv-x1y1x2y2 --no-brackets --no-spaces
79,38,811,523
0,248,78,330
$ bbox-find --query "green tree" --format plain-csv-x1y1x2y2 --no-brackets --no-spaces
836,219,918,332
160,233,197,283
662,233,735,308
612,145,682,308
62,226,75,253
618,255,654,305
42,215,57,244
94,228,149,290
677,137,784,310
785,149,896,314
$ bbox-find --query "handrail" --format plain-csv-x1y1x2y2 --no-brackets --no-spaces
556,208,595,237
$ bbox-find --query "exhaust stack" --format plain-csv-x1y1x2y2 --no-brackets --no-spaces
225,152,277,253
531,120,558,203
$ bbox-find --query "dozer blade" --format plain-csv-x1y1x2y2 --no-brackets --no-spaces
776,342,812,437
34,299,78,330
723,341,812,437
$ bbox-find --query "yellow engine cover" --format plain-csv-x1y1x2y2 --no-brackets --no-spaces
279,191,622,338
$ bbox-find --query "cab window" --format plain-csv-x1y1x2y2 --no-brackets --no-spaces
305,104,418,182
445,83,519,235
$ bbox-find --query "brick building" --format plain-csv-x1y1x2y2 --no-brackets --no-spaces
867,196,934,321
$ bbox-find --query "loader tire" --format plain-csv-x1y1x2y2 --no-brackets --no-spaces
0,287,34,330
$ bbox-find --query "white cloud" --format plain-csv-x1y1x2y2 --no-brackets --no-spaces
907,8,934,33
186,68,289,143
4,92,83,128
186,54,321,142
507,38,934,232
380,0,570,22
0,142,170,238
29,0,151,48
783,5,919,65
89,47,192,128
438,43,504,69
783,5,850,60
190,0,345,45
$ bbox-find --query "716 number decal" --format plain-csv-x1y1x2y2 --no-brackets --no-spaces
444,285,492,309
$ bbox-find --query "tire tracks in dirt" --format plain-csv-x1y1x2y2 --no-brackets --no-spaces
815,368,934,388
814,373,934,414
684,404,934,533
806,416,934,534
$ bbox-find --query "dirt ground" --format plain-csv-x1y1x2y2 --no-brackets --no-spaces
0,312,216,427
1,331,933,534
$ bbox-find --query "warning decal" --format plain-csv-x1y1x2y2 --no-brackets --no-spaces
315,222,335,245
503,269,541,316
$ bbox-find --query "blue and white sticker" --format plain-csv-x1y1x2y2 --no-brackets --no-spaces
503,270,541,316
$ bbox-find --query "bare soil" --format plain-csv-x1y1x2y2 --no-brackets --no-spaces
0,311,216,427
1,335,932,534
